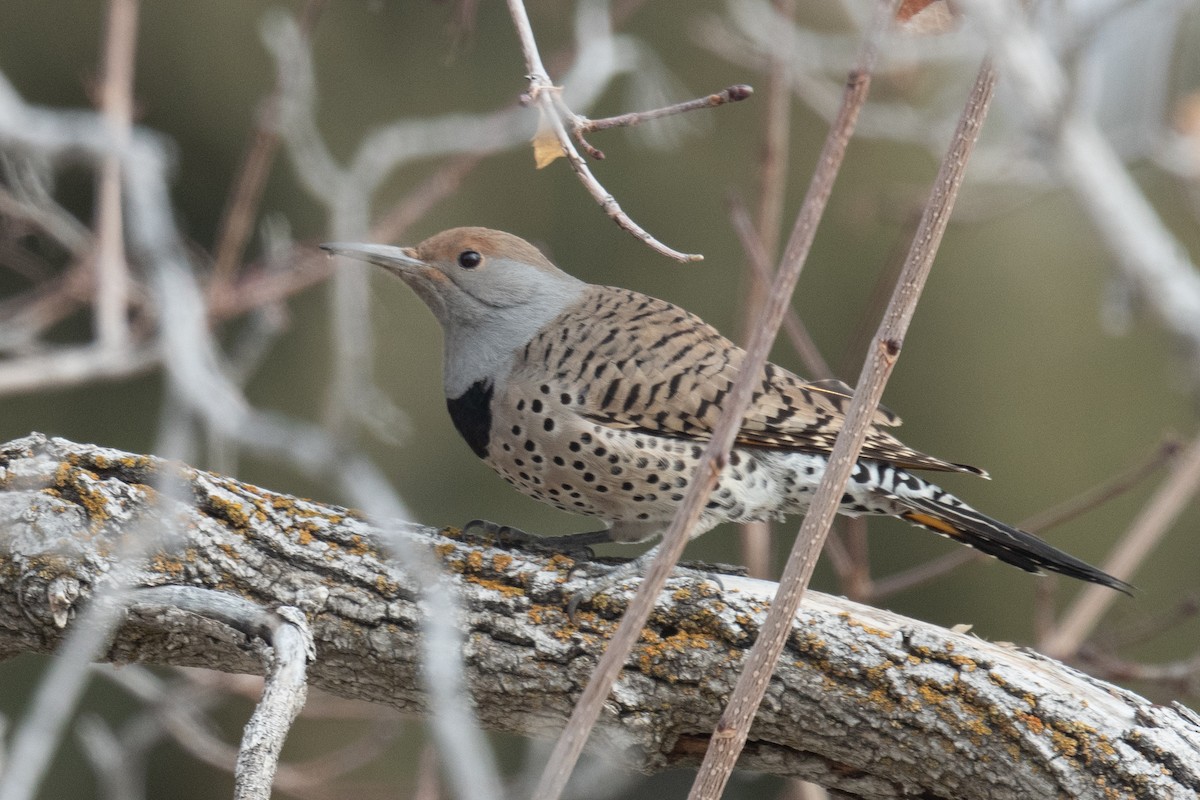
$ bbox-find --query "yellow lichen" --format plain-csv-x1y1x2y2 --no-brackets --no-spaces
465,575,525,597
1016,711,1045,736
150,552,186,577
375,574,400,595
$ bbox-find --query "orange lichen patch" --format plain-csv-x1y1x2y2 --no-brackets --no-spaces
840,612,893,640
1051,729,1079,758
374,574,401,595
1016,711,1046,736
465,550,484,572
634,629,715,681
1047,720,1117,764
947,654,978,671
582,591,625,617
150,552,186,577
912,680,994,745
119,454,153,470
296,528,314,546
53,461,111,524
267,495,298,512
464,575,525,598
791,630,829,656
216,542,238,560
547,553,576,571
345,534,373,558
206,493,252,529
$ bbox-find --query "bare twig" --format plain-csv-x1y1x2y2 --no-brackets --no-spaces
1042,430,1200,659
77,718,142,800
871,437,1181,599
529,6,896,800
0,341,159,397
1021,439,1182,532
92,0,138,352
836,517,873,601
738,0,799,580
728,198,835,381
570,84,753,159
97,665,399,799
0,181,91,255
233,603,314,800
689,51,995,800
1105,593,1200,651
1078,648,1200,697
211,0,327,289
411,744,442,800
506,0,704,262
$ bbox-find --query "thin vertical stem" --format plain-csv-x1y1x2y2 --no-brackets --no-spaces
687,58,995,800
93,0,139,351
530,4,897,799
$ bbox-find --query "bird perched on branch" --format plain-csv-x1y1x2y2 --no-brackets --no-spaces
323,228,1130,595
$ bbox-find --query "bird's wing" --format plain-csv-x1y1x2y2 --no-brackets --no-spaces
518,286,984,476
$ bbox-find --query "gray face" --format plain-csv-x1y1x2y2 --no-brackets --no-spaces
322,227,586,396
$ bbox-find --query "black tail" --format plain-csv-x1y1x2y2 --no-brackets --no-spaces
899,494,1133,594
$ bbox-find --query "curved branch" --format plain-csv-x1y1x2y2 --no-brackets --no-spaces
1,434,1197,798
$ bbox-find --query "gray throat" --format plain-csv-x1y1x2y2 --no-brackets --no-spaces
441,287,584,399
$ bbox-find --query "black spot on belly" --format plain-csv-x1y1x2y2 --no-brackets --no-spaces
446,380,493,458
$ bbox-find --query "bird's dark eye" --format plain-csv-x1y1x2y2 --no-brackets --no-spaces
458,250,482,269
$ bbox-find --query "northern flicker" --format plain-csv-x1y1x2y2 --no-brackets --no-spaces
323,228,1130,593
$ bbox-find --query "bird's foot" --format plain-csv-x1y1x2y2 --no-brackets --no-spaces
459,519,611,556
564,547,728,621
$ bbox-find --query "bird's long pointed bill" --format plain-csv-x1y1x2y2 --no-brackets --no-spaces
320,242,425,276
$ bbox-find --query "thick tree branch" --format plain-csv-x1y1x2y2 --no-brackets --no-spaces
1,434,1197,798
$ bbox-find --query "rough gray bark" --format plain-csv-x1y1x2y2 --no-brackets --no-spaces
1,433,1197,799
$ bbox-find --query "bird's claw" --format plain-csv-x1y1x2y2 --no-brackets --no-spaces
461,518,533,548
459,519,598,557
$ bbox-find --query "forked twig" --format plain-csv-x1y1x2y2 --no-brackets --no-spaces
506,0,706,262
567,84,753,159
689,52,996,800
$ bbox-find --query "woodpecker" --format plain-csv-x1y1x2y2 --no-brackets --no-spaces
323,228,1131,594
